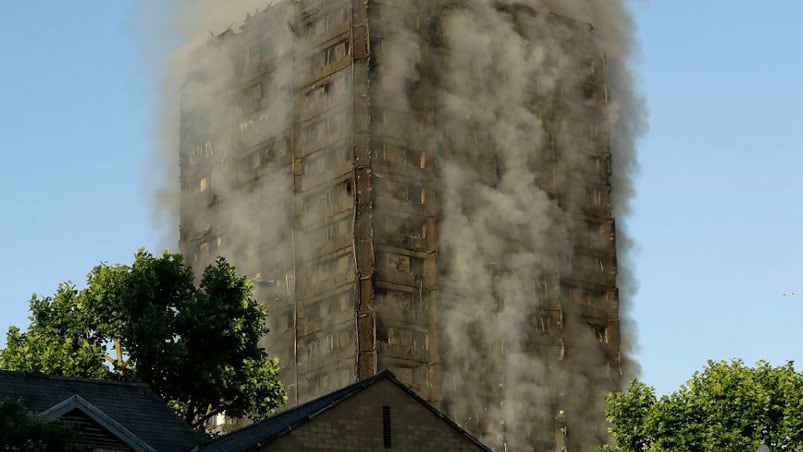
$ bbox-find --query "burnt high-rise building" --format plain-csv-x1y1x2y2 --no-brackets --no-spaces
178,1,626,449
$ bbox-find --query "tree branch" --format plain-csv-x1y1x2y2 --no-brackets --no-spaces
185,397,197,426
192,404,230,429
114,338,123,367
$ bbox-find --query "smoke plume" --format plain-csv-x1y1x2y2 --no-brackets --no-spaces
140,0,645,449
141,0,292,250
373,0,644,448
428,1,645,449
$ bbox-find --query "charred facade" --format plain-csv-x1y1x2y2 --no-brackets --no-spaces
179,1,622,450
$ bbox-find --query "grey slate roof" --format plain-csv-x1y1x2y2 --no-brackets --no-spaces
197,370,492,452
0,370,205,451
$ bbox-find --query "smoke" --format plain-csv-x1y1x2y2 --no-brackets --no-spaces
138,0,305,393
437,1,644,449
138,0,645,448
373,0,645,448
139,0,290,248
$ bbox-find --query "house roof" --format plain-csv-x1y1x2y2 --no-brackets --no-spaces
0,370,204,451
197,370,492,452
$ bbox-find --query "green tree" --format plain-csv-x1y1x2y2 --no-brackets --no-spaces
604,359,803,451
0,399,86,451
0,250,286,429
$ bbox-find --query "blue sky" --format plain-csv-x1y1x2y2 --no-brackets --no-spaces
1,1,802,395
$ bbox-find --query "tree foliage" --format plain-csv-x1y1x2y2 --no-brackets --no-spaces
604,359,803,451
0,399,86,451
0,250,286,428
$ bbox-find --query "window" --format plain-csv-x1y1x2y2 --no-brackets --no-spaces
338,330,350,348
375,38,386,56
326,223,338,241
592,189,603,206
325,116,338,134
533,280,549,302
334,71,350,94
324,41,350,65
370,4,388,22
303,154,320,175
239,120,254,137
535,315,550,334
413,331,429,351
249,83,263,101
382,406,392,448
306,339,318,360
596,256,605,272
304,123,319,145
305,79,335,106
337,293,351,311
408,219,426,240
592,325,608,344
411,185,426,204
259,145,275,166
386,253,411,273
324,146,339,169
380,143,404,166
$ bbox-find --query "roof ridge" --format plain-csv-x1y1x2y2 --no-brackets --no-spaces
0,369,150,389
198,370,395,449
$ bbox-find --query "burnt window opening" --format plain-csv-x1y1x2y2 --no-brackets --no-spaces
259,144,275,166
305,339,318,361
375,177,426,205
382,405,392,448
302,145,341,177
249,83,263,101
325,115,339,134
533,279,550,302
304,122,320,145
304,80,333,106
592,189,603,206
534,315,550,335
369,3,388,22
337,330,350,349
305,8,349,37
303,182,352,212
386,253,411,273
591,325,609,344
326,223,338,241
323,40,350,66
373,141,427,170
375,214,426,242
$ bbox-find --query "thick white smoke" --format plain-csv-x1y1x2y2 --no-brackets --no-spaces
140,0,294,251
138,0,302,395
139,0,644,449
373,0,644,449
